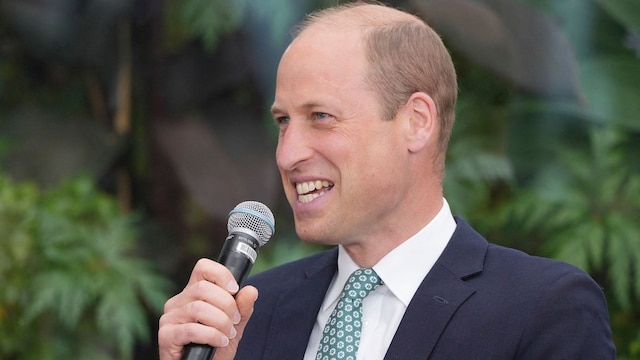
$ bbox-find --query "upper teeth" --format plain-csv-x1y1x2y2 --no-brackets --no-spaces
296,180,332,195
296,180,333,204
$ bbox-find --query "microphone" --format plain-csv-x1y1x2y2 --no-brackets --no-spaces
181,201,275,360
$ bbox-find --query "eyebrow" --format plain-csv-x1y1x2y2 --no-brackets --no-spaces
271,101,329,116
270,104,284,116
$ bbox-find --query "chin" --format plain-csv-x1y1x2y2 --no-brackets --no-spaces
295,225,332,246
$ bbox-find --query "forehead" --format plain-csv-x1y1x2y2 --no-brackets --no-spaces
274,24,370,100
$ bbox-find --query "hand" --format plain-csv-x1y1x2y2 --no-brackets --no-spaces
158,258,259,360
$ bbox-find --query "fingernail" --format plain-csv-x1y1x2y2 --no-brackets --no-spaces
229,326,237,339
220,334,229,347
232,310,241,324
226,280,239,293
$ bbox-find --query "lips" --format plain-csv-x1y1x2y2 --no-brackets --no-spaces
295,180,334,203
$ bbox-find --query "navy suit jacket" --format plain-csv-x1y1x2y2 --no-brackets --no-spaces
238,218,616,359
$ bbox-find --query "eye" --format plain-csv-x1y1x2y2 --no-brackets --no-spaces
312,112,332,121
274,116,290,126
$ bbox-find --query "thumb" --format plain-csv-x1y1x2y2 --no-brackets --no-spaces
213,285,259,360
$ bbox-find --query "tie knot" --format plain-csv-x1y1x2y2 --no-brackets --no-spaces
342,268,383,301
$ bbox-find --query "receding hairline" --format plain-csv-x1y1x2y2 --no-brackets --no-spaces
293,2,425,37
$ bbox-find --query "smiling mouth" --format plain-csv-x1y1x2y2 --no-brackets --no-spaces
296,180,334,204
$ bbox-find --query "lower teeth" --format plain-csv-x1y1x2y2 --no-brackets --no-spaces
299,190,325,203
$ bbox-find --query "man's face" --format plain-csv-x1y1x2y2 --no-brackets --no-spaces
271,25,411,246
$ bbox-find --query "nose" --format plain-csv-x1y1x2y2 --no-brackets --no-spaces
276,119,314,171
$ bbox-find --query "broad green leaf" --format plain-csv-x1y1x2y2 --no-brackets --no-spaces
26,271,91,328
555,232,590,271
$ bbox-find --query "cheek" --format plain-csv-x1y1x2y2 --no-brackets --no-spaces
364,134,408,187
346,138,403,189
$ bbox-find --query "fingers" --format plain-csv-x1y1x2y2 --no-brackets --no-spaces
165,277,239,323
158,319,229,360
158,258,258,360
188,258,240,293
211,285,259,359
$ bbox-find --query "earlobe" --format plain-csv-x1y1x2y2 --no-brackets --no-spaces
405,92,437,153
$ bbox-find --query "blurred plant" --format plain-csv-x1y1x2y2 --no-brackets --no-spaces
0,173,171,360
163,0,302,53
444,89,515,219
163,0,244,52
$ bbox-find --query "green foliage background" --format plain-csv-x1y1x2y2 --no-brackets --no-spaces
0,174,170,359
0,0,638,358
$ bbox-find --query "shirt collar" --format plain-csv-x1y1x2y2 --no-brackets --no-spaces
323,199,457,310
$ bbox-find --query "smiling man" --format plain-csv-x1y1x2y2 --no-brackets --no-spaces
158,2,615,360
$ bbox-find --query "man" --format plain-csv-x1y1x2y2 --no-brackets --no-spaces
158,2,616,359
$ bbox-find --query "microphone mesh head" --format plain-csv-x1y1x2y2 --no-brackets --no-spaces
228,201,275,246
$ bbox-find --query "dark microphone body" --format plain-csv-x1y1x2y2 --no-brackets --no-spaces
181,201,275,360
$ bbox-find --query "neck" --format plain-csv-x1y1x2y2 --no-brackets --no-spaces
343,195,444,268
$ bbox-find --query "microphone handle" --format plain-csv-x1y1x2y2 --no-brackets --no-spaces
180,233,259,360
181,345,215,360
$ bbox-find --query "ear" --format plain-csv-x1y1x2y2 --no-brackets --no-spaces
403,92,438,153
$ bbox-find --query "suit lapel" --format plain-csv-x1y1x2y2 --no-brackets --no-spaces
384,218,487,359
262,249,338,359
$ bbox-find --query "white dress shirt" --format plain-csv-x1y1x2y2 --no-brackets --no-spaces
303,199,457,359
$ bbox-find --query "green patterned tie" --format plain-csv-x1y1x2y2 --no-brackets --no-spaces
316,268,384,360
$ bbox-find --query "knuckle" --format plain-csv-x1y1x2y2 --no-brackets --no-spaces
182,322,199,340
188,299,206,318
192,279,210,293
194,258,210,268
157,322,171,341
163,297,176,313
